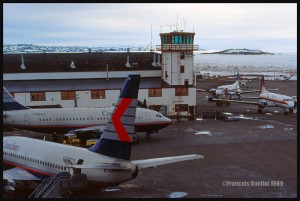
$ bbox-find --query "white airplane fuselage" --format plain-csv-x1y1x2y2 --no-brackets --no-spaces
3,136,137,187
3,107,171,134
259,91,294,109
215,82,240,96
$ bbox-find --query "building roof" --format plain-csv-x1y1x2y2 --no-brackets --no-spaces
4,77,170,93
3,52,161,73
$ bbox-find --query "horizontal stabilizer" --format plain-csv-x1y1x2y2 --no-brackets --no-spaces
132,154,203,169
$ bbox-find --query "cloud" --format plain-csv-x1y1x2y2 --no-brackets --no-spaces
3,3,297,53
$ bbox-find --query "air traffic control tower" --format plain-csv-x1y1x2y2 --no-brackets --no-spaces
156,30,199,118
157,31,198,86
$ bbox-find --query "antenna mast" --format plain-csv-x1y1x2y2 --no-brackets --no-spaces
166,24,175,32
183,17,187,31
150,25,152,51
176,14,178,31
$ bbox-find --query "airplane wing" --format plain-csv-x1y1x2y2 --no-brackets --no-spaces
212,98,259,105
131,154,203,169
197,88,210,92
239,90,257,94
66,125,106,135
3,167,42,182
252,88,279,92
67,164,129,170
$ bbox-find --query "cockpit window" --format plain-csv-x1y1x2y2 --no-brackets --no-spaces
156,113,163,118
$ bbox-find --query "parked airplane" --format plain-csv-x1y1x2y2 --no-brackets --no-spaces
197,73,257,101
3,74,203,197
3,87,172,140
212,76,296,115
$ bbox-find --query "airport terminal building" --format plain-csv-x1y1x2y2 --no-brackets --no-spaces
3,31,199,119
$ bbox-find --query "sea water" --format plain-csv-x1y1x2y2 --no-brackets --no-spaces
193,52,297,77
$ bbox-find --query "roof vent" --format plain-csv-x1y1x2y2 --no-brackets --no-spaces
70,61,76,69
156,54,161,67
20,55,26,70
125,56,131,68
152,53,157,67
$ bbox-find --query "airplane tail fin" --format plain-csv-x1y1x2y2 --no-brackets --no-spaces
259,76,267,95
88,74,140,160
236,72,240,81
3,87,30,111
235,73,240,89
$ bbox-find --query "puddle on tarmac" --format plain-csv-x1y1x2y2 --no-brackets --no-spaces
195,131,212,136
102,187,122,192
196,118,203,121
169,191,188,198
257,124,275,129
283,128,293,131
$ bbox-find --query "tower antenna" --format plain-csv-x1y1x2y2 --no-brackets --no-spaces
183,17,187,31
166,24,175,32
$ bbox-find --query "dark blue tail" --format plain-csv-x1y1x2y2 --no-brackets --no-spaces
88,74,140,160
3,87,30,111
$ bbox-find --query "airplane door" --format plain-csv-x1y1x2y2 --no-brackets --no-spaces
145,112,150,122
24,115,30,125
24,154,28,165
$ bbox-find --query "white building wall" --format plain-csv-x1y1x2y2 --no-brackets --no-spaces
13,87,196,117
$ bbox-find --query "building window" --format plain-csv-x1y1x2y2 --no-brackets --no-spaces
30,92,46,101
148,88,162,97
91,90,106,99
61,91,76,100
165,71,168,79
148,105,162,112
175,87,188,96
175,104,188,112
180,66,185,73
180,52,185,59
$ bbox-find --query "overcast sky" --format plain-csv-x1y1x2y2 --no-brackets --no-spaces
3,3,297,53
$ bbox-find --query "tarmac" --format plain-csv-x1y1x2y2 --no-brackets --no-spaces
3,78,297,198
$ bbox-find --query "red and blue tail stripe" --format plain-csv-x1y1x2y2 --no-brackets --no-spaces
3,87,30,111
88,74,140,160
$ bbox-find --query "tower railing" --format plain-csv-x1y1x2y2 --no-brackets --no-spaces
156,44,198,51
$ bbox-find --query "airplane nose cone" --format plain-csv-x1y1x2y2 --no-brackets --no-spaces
164,116,172,125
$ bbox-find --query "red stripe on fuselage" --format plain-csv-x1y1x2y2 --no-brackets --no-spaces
112,98,133,142
259,95,289,105
4,160,53,177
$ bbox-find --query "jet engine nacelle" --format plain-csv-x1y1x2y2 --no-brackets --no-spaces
258,100,268,108
3,180,16,193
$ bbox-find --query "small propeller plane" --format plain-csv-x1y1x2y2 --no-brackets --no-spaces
197,73,259,101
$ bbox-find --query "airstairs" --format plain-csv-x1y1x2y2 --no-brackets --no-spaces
28,171,88,198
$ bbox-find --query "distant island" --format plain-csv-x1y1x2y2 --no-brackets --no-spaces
201,48,274,55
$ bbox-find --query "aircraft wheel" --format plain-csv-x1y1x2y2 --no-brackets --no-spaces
258,108,262,113
226,102,231,106
132,134,139,144
289,108,293,113
208,97,213,102
146,133,152,140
